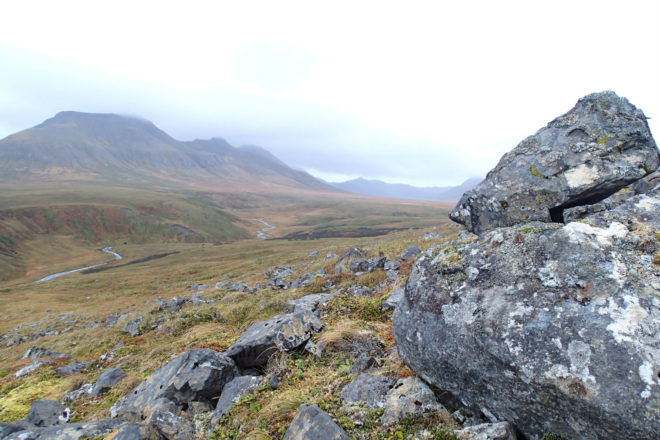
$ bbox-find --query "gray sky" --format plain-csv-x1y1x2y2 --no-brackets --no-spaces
1,1,658,186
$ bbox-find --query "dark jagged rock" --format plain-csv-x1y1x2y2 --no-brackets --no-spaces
384,259,400,271
450,91,659,235
113,423,155,440
210,375,263,428
400,245,421,260
381,377,447,425
90,367,125,397
27,400,69,427
110,349,238,421
282,404,350,440
341,374,395,409
335,247,366,267
393,214,660,439
0,420,34,438
225,311,323,368
4,419,124,440
55,361,90,376
349,258,370,273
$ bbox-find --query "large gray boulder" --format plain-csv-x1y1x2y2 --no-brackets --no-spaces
282,404,350,440
450,91,659,234
393,214,660,438
110,348,238,421
225,311,323,368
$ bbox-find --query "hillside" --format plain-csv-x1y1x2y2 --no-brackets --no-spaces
0,111,334,192
330,177,481,202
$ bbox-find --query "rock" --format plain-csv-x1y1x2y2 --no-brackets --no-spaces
450,92,659,235
350,355,376,373
215,281,231,289
90,367,125,397
381,286,404,311
55,361,90,376
225,311,323,368
384,260,400,271
267,265,294,279
424,231,442,240
121,317,143,337
456,422,517,440
400,245,421,260
325,252,337,261
23,346,70,360
282,404,350,440
155,296,185,313
27,400,69,427
61,383,93,403
381,377,447,425
146,398,196,440
349,258,370,273
113,423,154,440
189,293,204,305
0,420,35,438
341,374,395,409
347,284,372,297
4,419,124,440
285,293,333,314
111,349,238,421
368,256,387,270
393,215,660,439
308,250,320,258
210,375,263,428
267,277,290,290
335,247,366,266
386,270,399,280
15,360,53,378
304,340,323,357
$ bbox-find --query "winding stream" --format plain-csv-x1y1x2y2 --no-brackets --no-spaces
253,219,276,239
35,247,123,283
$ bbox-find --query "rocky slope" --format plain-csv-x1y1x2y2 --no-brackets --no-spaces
394,91,660,439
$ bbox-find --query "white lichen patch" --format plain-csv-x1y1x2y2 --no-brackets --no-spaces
538,262,561,288
638,362,657,399
598,296,649,343
635,195,660,211
563,221,628,248
609,252,628,287
564,163,599,188
442,299,478,326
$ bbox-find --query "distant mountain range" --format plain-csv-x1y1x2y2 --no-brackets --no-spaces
0,111,333,192
329,177,481,202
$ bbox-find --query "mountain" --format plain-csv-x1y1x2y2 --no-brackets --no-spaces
0,111,334,191
329,177,482,202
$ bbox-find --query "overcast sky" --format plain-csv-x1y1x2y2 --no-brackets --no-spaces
1,1,658,186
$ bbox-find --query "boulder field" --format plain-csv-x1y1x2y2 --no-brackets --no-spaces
394,91,660,439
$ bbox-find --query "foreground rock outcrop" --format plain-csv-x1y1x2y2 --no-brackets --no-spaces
395,92,660,439
111,348,238,421
450,91,659,234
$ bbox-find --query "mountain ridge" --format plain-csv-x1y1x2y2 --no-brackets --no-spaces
0,111,335,192
329,176,481,202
